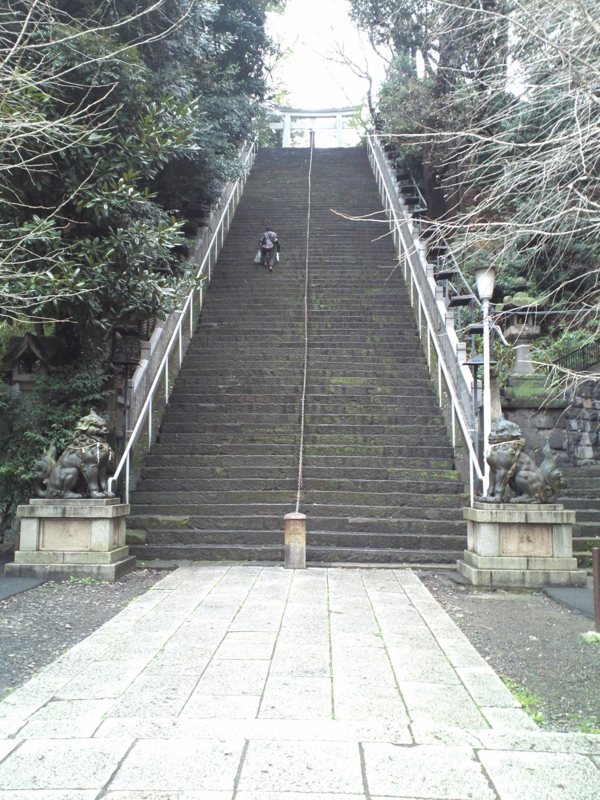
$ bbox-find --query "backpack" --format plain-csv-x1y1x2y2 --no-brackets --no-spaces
261,231,277,249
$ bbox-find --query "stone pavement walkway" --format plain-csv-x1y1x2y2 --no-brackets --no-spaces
0,564,599,799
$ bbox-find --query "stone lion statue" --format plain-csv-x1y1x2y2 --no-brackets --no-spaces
34,409,115,499
481,417,562,504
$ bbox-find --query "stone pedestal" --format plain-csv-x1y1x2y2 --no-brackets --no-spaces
457,502,586,588
5,499,136,582
504,323,541,374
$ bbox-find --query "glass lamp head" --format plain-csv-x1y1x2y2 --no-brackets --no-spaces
469,266,496,301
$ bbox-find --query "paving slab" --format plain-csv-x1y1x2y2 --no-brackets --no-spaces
363,743,496,799
109,739,245,793
0,564,598,798
479,750,600,800
0,739,131,790
238,740,364,794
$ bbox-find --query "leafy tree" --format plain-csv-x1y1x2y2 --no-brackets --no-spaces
349,0,509,217
350,0,600,370
0,0,282,342
0,0,283,542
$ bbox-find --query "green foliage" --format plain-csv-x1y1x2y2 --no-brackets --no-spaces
0,1,279,542
580,632,600,645
0,360,112,542
0,0,277,343
533,320,600,366
351,1,510,218
67,576,102,585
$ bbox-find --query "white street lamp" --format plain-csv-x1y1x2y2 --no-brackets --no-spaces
470,266,496,496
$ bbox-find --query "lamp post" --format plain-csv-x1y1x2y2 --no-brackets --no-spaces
470,266,496,497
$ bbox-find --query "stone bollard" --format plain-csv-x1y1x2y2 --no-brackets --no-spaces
284,512,306,569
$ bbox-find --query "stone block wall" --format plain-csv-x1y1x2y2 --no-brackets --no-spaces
501,377,600,467
564,380,600,465
501,407,569,466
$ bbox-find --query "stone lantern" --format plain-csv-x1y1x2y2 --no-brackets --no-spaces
500,278,544,375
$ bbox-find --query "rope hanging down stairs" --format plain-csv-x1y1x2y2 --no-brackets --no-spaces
295,136,314,514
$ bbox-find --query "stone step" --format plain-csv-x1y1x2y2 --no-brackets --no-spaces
141,528,466,550
141,452,453,468
154,433,452,449
136,477,463,494
191,330,420,341
168,397,440,411
560,498,600,512
129,515,466,535
130,489,466,510
150,442,455,458
561,466,600,477
129,542,462,565
172,376,434,388
141,466,460,482
128,504,465,527
175,366,433,379
174,383,437,396
159,418,447,434
162,412,445,427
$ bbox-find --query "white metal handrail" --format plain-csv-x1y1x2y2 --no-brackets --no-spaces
367,134,483,504
108,138,259,502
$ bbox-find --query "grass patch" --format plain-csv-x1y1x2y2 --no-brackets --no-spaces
580,631,600,644
67,576,102,585
502,676,546,724
565,714,600,734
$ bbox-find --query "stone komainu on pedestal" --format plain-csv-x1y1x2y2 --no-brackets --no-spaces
34,408,115,499
5,409,135,582
482,418,561,504
458,418,586,588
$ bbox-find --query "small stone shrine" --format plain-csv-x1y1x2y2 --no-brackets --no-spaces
1,332,63,397
457,418,586,588
6,409,135,581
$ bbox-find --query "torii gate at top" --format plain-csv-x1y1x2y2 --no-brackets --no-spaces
268,106,359,147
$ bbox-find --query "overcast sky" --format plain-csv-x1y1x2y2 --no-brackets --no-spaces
267,0,388,145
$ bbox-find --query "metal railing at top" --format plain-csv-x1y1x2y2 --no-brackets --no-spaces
108,138,259,503
367,134,484,503
554,338,600,373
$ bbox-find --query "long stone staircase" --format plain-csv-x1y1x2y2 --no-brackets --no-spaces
127,147,467,564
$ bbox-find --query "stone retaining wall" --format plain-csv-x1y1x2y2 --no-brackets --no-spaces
501,376,600,466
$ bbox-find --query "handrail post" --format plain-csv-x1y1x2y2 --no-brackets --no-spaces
125,450,130,505
593,548,600,633
470,458,474,506
451,398,456,447
165,355,169,403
